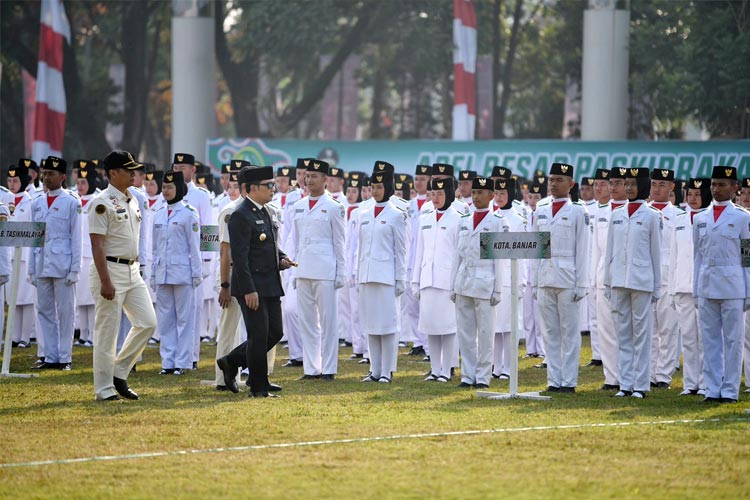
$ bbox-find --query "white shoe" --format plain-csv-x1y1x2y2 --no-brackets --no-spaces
697,389,706,395
744,387,750,393
378,377,391,384
436,375,450,383
631,391,645,399
361,374,377,382
614,390,629,397
678,389,693,396
424,374,438,382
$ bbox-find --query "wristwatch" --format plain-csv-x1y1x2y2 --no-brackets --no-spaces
220,282,230,289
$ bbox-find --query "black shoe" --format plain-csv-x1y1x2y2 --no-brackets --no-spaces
492,373,501,379
408,346,426,356
321,374,335,381
216,357,239,394
350,353,363,359
475,383,490,389
102,395,120,401
339,340,352,347
398,341,408,348
600,384,619,391
299,374,321,380
534,362,547,369
585,359,603,367
650,381,657,388
282,359,303,367
545,386,560,393
720,397,738,404
268,383,282,392
701,397,721,403
192,362,198,370
655,382,670,389
456,382,473,388
130,364,137,373
216,385,229,391
250,391,280,398
113,377,139,400
59,363,71,371
559,386,576,393
580,330,590,336
12,340,19,348
450,367,455,377
422,355,431,362
31,361,58,370
159,368,175,375
358,358,370,365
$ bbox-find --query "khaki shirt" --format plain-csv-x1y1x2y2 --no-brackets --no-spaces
88,185,142,260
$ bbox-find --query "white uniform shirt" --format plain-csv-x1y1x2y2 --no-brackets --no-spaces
603,202,662,293
668,209,704,295
88,185,142,261
290,194,346,281
692,202,750,299
650,201,683,287
0,202,10,277
185,181,214,260
151,201,202,285
589,202,613,289
453,209,506,299
30,188,82,278
531,198,589,289
356,202,407,286
412,207,462,291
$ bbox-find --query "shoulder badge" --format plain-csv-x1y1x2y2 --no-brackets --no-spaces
192,222,199,232
224,213,231,223
95,204,106,215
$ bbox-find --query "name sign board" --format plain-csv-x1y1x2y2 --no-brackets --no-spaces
0,222,46,248
480,231,550,260
200,225,220,252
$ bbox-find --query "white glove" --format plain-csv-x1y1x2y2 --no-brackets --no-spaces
411,283,420,300
192,277,203,288
572,287,587,303
744,298,750,312
293,278,297,290
334,276,345,289
490,291,501,307
604,287,612,302
0,275,8,286
65,272,79,286
449,292,456,303
149,275,156,289
653,289,663,302
395,280,405,297
28,274,37,287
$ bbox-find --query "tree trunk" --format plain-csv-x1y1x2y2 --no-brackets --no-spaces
496,0,523,138
120,2,148,155
492,0,504,138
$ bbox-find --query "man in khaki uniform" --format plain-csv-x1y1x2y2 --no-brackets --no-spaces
89,150,157,401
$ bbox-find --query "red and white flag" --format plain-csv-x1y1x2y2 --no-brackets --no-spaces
31,0,71,162
452,0,477,141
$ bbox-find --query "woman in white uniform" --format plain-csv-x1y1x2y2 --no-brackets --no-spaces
5,163,37,348
73,162,100,346
357,171,407,383
412,178,462,382
144,169,165,345
151,171,202,374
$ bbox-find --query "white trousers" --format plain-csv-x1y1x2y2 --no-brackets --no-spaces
743,311,750,386
455,294,495,386
428,333,456,379
200,298,219,340
587,288,601,360
348,284,367,356
595,288,619,386
537,287,581,388
523,285,543,356
368,333,397,379
651,286,679,384
214,297,241,386
698,298,743,400
77,305,95,343
400,282,424,346
282,277,303,361
493,332,512,377
90,262,157,400
12,304,37,344
337,285,351,342
610,288,652,393
673,293,704,391
157,284,196,370
192,283,204,363
36,277,76,363
297,278,338,376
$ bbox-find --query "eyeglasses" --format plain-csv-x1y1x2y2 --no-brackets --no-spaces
259,182,276,189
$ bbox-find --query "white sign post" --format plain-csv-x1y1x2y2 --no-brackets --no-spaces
0,221,46,378
476,231,551,401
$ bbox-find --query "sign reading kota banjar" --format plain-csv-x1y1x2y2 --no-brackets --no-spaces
480,232,551,260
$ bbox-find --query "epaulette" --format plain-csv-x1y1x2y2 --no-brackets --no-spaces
572,200,582,205
394,196,407,203
329,196,343,206
68,190,80,199
394,205,406,213
422,208,434,215
0,186,10,193
674,206,686,214
694,207,708,213
537,199,551,207
197,186,210,194
612,204,626,209
186,205,197,212
648,205,660,212
460,212,471,218
598,203,608,208
735,204,750,213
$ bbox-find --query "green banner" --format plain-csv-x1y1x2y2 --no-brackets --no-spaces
200,225,220,252
480,232,551,260
206,138,750,182
0,222,46,248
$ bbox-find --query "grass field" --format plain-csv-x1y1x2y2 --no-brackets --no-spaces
1,338,749,499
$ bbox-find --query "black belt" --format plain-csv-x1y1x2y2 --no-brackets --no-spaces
106,256,137,265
